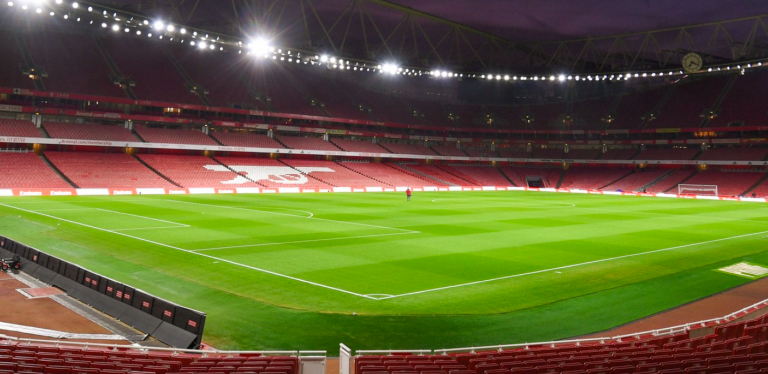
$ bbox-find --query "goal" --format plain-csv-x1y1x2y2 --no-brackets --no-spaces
678,184,718,196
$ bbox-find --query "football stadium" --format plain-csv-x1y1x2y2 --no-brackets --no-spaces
2,0,768,373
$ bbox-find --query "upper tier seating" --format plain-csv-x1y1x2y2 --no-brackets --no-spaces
167,44,256,108
566,148,601,160
602,149,639,160
404,164,477,186
135,126,218,146
102,35,198,104
211,131,285,149
280,159,386,187
0,34,33,89
246,64,324,116
696,148,768,162
0,152,70,188
497,148,530,158
380,142,438,156
559,167,632,190
500,167,561,187
527,103,568,130
340,162,440,187
214,157,333,188
432,144,467,157
602,168,671,192
439,165,514,186
45,151,174,188
137,154,257,188
410,98,454,127
43,122,138,142
277,136,340,152
635,148,699,160
531,148,564,159
679,170,764,196
610,86,668,129
0,119,41,138
645,169,698,193
650,76,729,128
331,139,390,153
301,70,373,121
709,70,768,127
464,147,495,158
571,96,615,130
25,32,123,98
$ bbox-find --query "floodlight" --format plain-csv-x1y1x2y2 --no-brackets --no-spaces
199,41,207,49
111,24,119,31
153,20,164,30
166,24,174,32
7,2,13,6
180,28,186,34
101,22,106,27
320,55,329,63
558,74,565,82
72,2,78,8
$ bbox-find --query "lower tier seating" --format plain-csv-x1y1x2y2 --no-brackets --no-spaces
437,165,514,186
0,152,70,188
339,162,440,187
137,154,261,188
213,157,333,188
559,167,633,190
280,159,386,187
601,169,671,192
45,152,175,188
43,122,138,142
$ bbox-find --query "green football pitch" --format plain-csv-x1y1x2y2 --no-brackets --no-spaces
1,191,768,352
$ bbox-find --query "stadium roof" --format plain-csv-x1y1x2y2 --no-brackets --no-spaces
16,0,768,74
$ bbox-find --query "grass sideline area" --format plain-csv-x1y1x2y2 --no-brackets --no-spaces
1,191,768,352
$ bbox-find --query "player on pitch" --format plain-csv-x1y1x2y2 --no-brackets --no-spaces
406,188,412,201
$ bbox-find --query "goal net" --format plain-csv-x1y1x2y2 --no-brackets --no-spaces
678,184,718,196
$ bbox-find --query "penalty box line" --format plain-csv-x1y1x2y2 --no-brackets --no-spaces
375,229,768,301
0,202,379,301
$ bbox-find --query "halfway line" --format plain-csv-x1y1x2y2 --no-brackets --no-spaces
193,231,420,252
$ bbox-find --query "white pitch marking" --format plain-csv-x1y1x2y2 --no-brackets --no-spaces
31,208,94,212
165,199,418,233
193,231,420,252
375,229,768,300
431,198,576,208
95,208,190,227
0,203,377,300
113,226,190,232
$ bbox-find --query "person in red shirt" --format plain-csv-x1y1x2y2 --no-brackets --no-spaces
406,188,412,201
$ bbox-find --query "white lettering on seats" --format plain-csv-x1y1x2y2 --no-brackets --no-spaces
203,165,335,185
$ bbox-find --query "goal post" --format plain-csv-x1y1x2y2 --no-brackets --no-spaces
678,184,718,196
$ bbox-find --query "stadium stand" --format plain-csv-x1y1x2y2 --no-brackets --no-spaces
531,147,564,159
645,169,699,193
25,32,123,98
134,126,218,146
558,167,633,190
437,165,514,186
276,136,340,152
610,86,668,129
696,147,768,162
211,131,285,149
602,149,639,160
676,170,764,196
500,167,561,188
354,311,768,374
649,76,730,128
0,33,34,90
378,142,438,156
496,148,530,159
708,69,768,127
339,162,441,187
634,148,700,160
214,156,334,188
330,138,391,153
571,96,615,130
280,159,386,187
137,154,257,188
246,65,324,116
0,119,41,138
601,168,672,192
404,164,478,186
101,35,198,104
44,151,175,188
464,147,496,158
431,143,467,157
0,152,71,188
43,122,138,142
566,148,601,160
167,44,256,109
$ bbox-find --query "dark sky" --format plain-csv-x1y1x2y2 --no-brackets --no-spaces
385,0,768,41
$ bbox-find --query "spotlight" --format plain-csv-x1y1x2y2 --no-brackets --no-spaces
112,24,119,31
55,0,62,3
166,24,174,32
382,63,399,75
72,2,78,8
101,22,107,27
558,74,565,82
35,7,41,13
199,41,207,49
153,20,164,30
180,28,186,34
143,20,149,25
320,55,329,63
136,30,141,35
7,1,12,6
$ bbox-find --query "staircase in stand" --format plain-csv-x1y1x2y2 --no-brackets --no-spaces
336,162,394,187
131,154,183,188
636,169,676,192
161,45,212,106
664,170,699,193
15,33,46,91
93,35,137,99
39,153,77,188
397,164,458,186
741,172,768,197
